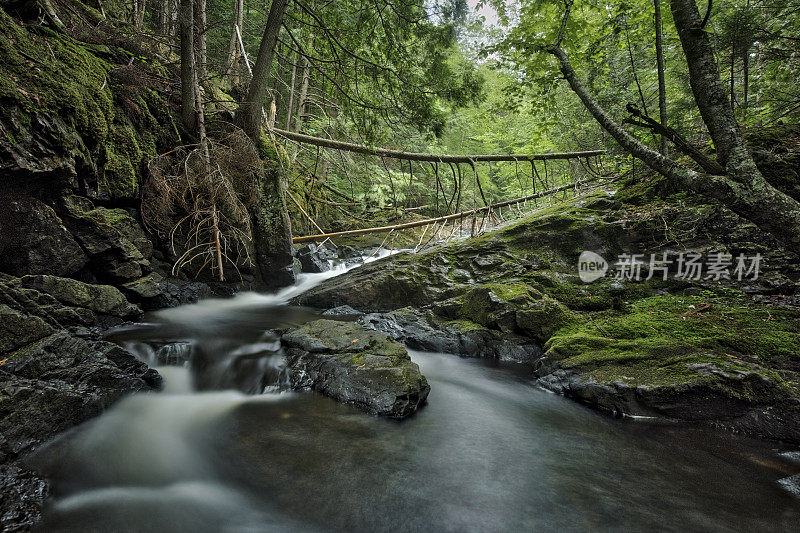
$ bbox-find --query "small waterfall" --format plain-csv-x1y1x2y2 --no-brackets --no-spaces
110,248,398,395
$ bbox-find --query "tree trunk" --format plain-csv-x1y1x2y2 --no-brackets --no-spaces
157,0,169,35
135,0,146,29
250,162,295,289
285,54,297,129
169,0,179,49
292,54,311,134
289,51,311,163
225,0,244,80
742,48,749,109
730,46,736,111
236,0,289,140
179,0,196,134
624,15,649,117
546,0,800,254
669,2,742,168
235,0,293,289
193,0,206,82
654,0,669,156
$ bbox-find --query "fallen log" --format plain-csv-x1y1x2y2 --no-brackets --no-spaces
292,179,592,243
272,128,606,163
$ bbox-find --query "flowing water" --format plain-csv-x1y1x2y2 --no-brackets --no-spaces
28,251,800,532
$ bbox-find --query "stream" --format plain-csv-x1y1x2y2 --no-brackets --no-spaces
27,254,800,532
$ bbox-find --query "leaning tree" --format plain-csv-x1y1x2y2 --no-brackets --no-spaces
500,0,800,254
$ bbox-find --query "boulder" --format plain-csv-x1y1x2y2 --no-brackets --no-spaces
0,305,54,354
0,275,139,329
282,320,430,418
0,196,87,278
60,197,152,283
358,309,541,364
121,272,212,310
296,243,334,273
292,252,448,311
19,275,140,319
0,331,161,458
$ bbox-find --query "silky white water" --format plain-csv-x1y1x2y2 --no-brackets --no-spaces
28,248,800,532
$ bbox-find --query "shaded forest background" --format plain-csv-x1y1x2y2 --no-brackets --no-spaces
4,0,800,280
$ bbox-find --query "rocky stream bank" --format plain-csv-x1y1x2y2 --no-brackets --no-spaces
3,3,800,528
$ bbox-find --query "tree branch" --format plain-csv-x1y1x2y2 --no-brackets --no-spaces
623,103,725,174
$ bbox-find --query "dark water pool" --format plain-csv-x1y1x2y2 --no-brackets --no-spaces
30,347,800,532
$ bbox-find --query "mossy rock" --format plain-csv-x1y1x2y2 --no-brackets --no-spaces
282,320,430,418
0,9,175,200
0,304,54,354
19,275,140,318
60,197,152,282
515,297,576,343
534,293,800,433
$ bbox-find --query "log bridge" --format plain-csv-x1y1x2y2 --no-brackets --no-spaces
270,128,606,243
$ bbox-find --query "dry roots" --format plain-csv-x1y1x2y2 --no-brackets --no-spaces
143,127,261,281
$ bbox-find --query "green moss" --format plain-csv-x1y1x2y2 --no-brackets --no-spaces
516,297,576,342
0,9,177,200
443,319,485,333
486,282,539,302
542,293,800,395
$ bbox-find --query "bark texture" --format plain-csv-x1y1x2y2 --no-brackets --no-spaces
193,0,206,81
231,0,294,289
179,0,196,133
654,0,669,156
250,162,295,289
236,0,288,140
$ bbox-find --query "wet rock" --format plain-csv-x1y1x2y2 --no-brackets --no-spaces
358,309,541,364
1,330,161,456
293,252,448,312
0,305,54,354
0,195,87,278
296,243,334,273
0,271,162,531
121,272,212,310
282,320,430,418
154,342,192,366
19,275,140,319
0,464,48,533
779,473,800,497
322,305,364,317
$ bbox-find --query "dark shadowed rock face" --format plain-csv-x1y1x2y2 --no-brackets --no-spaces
59,197,153,283
296,243,333,273
121,272,212,311
282,320,430,419
0,274,161,531
0,196,88,278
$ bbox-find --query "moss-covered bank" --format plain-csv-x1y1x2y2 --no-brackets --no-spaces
296,162,800,441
